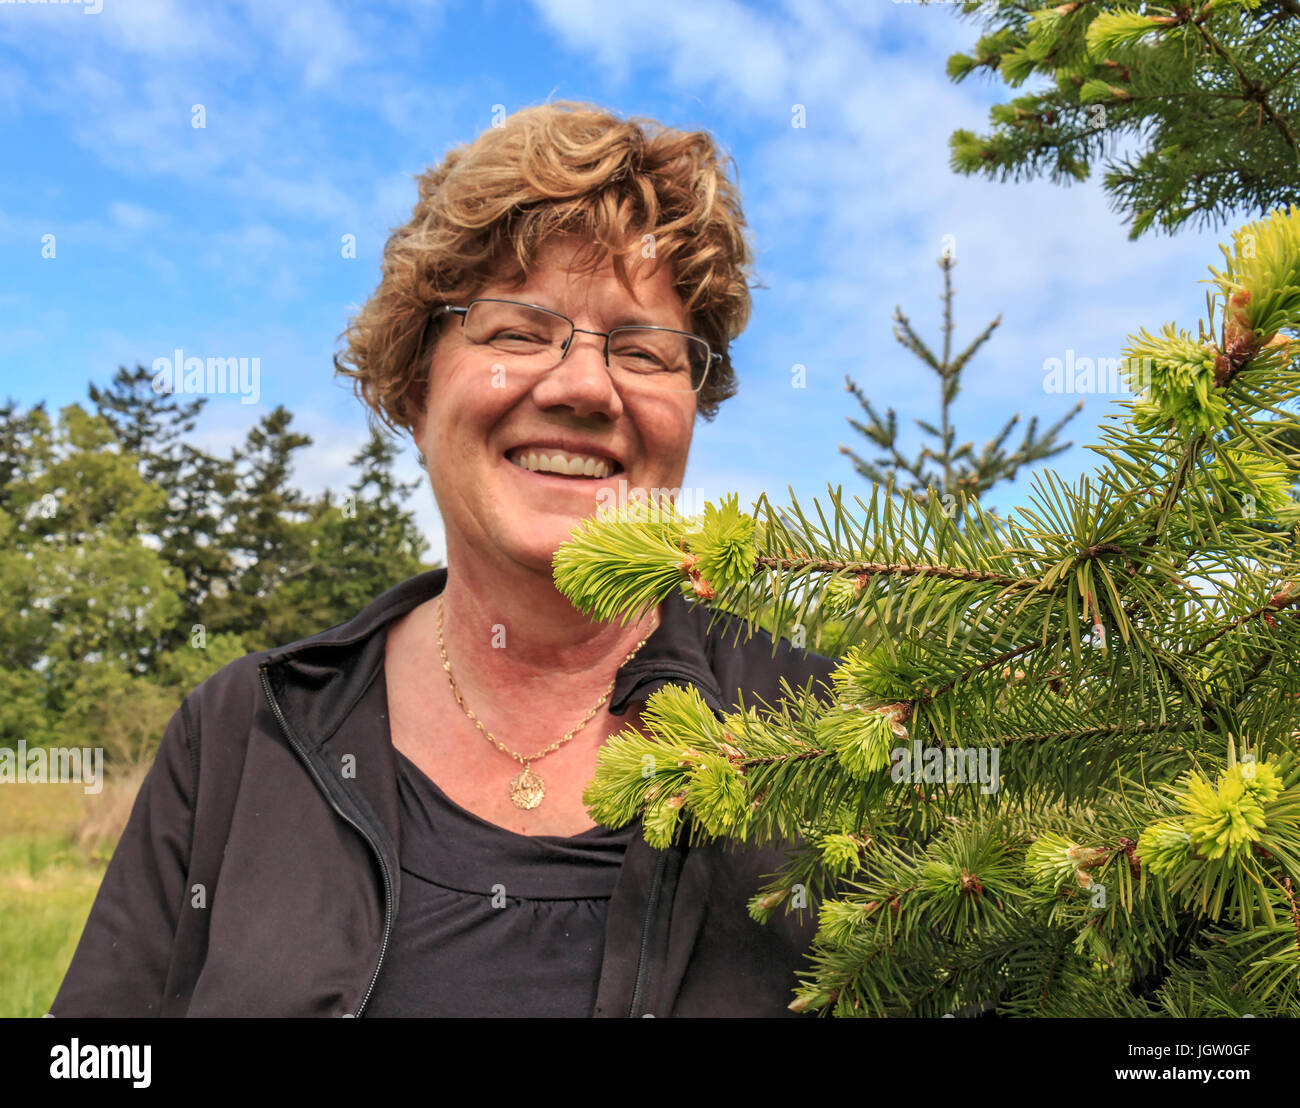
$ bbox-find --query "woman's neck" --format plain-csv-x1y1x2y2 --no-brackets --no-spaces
426,544,661,710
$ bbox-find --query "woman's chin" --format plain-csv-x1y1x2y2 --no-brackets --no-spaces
500,516,592,574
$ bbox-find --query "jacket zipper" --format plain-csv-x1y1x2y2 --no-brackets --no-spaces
259,667,394,1018
627,851,669,1017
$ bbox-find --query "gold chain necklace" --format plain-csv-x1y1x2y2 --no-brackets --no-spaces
435,595,658,810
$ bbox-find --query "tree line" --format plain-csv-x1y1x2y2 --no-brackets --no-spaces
0,367,434,764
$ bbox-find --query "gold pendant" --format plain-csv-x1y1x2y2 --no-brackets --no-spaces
509,767,545,809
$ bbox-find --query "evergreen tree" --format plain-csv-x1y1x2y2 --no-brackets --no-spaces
0,398,47,506
266,429,430,643
164,442,239,634
841,251,1082,507
944,0,1300,239
88,364,204,465
552,205,1300,1016
210,406,314,637
89,366,236,652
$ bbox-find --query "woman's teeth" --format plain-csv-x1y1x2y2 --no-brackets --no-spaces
508,449,616,479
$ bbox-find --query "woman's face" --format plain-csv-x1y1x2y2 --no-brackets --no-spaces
412,235,699,580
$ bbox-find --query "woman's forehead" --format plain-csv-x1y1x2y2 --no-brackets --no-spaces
478,239,686,326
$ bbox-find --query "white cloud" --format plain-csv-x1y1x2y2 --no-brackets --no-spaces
108,201,164,231
535,0,790,106
237,0,364,90
98,0,217,56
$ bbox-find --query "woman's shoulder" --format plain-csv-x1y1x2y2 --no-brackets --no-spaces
182,568,449,719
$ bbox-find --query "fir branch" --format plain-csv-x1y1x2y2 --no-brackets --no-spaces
946,0,1300,237
741,746,828,769
917,640,1041,706
1194,21,1300,157
1183,583,1300,655
1145,435,1207,547
1079,541,1137,576
556,204,1300,1016
755,554,1042,591
1283,877,1300,953
1000,720,1199,746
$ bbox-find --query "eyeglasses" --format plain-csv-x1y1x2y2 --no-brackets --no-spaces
433,298,720,393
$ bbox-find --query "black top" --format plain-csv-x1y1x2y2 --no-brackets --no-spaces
361,664,640,1017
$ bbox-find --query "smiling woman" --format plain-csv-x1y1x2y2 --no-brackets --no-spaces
49,101,839,1018
403,233,705,662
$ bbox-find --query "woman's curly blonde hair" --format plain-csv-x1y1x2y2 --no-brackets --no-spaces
334,100,756,431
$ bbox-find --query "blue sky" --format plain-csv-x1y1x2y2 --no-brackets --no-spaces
0,0,1237,561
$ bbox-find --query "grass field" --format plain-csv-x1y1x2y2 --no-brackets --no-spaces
0,777,136,1018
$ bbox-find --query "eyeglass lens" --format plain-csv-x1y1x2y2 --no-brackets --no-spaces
462,300,709,390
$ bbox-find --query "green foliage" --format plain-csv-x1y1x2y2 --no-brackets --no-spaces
944,0,1300,239
1210,203,1300,337
264,430,430,643
0,373,436,759
816,704,902,780
554,206,1300,1016
1127,323,1228,435
691,494,758,594
1211,448,1296,519
553,497,697,624
155,633,253,693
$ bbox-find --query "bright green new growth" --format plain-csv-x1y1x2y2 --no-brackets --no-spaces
1025,831,1085,891
555,205,1300,1017
816,704,902,781
1124,324,1224,436
1184,770,1267,861
551,492,757,624
1137,819,1193,878
1182,759,1284,862
691,494,757,593
551,496,692,624
1210,448,1295,519
1210,206,1300,338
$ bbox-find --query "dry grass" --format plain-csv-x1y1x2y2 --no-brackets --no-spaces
0,762,151,1017
73,760,150,852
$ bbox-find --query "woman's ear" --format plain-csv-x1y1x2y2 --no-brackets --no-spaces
409,411,428,468
410,402,427,453
406,358,432,452
408,312,443,451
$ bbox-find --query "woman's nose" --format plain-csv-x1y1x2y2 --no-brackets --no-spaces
535,331,623,418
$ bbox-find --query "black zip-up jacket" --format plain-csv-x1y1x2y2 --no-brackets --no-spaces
49,569,839,1017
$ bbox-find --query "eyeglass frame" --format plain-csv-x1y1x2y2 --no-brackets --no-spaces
430,298,722,394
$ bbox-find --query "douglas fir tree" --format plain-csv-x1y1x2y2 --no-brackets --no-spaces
841,249,1082,508
553,205,1300,1017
